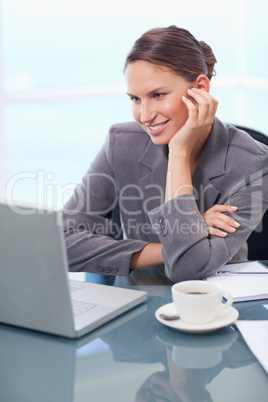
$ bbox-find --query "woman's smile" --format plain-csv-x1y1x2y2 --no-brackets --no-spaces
146,120,170,136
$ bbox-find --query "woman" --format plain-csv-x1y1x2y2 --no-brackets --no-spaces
63,26,268,282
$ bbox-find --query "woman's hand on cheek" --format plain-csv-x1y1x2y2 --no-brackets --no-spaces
165,89,218,200
168,89,218,154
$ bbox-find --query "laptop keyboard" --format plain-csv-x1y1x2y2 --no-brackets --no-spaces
72,300,97,317
69,284,86,294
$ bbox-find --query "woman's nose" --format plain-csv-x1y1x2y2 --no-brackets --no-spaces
140,101,156,124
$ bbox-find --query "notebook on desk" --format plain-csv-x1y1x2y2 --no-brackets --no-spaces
206,261,268,302
0,202,147,338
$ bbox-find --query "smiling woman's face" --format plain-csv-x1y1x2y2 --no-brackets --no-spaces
125,60,193,145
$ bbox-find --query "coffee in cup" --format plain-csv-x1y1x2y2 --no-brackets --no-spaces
172,280,233,324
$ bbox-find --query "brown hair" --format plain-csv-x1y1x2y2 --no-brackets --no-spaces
124,25,217,82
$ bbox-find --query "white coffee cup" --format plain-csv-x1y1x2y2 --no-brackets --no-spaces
171,280,233,324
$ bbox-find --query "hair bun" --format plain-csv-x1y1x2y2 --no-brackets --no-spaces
199,41,217,80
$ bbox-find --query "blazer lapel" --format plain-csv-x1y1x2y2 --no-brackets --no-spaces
138,140,168,212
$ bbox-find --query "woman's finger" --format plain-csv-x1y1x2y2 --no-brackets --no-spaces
206,217,239,233
205,204,238,213
207,226,228,237
187,88,218,122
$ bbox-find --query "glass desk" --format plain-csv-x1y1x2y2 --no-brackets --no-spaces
1,265,268,402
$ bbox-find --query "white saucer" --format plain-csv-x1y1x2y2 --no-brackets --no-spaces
155,303,239,334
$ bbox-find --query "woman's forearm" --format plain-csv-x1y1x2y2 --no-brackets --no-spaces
130,243,163,269
165,150,193,203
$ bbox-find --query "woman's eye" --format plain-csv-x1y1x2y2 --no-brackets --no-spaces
153,93,164,99
130,96,140,103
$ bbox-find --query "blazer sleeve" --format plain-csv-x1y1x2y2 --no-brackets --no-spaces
148,158,268,282
62,133,148,275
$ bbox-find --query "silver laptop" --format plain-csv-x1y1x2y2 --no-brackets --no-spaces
0,202,147,338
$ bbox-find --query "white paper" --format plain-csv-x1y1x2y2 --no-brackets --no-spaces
217,261,268,274
206,262,268,302
236,320,268,374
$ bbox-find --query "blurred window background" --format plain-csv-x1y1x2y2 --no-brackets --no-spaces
0,0,267,207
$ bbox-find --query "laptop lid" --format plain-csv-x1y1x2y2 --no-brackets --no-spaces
0,202,76,337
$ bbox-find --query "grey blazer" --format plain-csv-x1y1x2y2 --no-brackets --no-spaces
63,117,268,282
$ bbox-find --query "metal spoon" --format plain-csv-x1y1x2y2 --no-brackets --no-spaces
159,313,180,321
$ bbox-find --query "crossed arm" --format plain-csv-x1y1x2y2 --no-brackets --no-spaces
130,204,240,269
